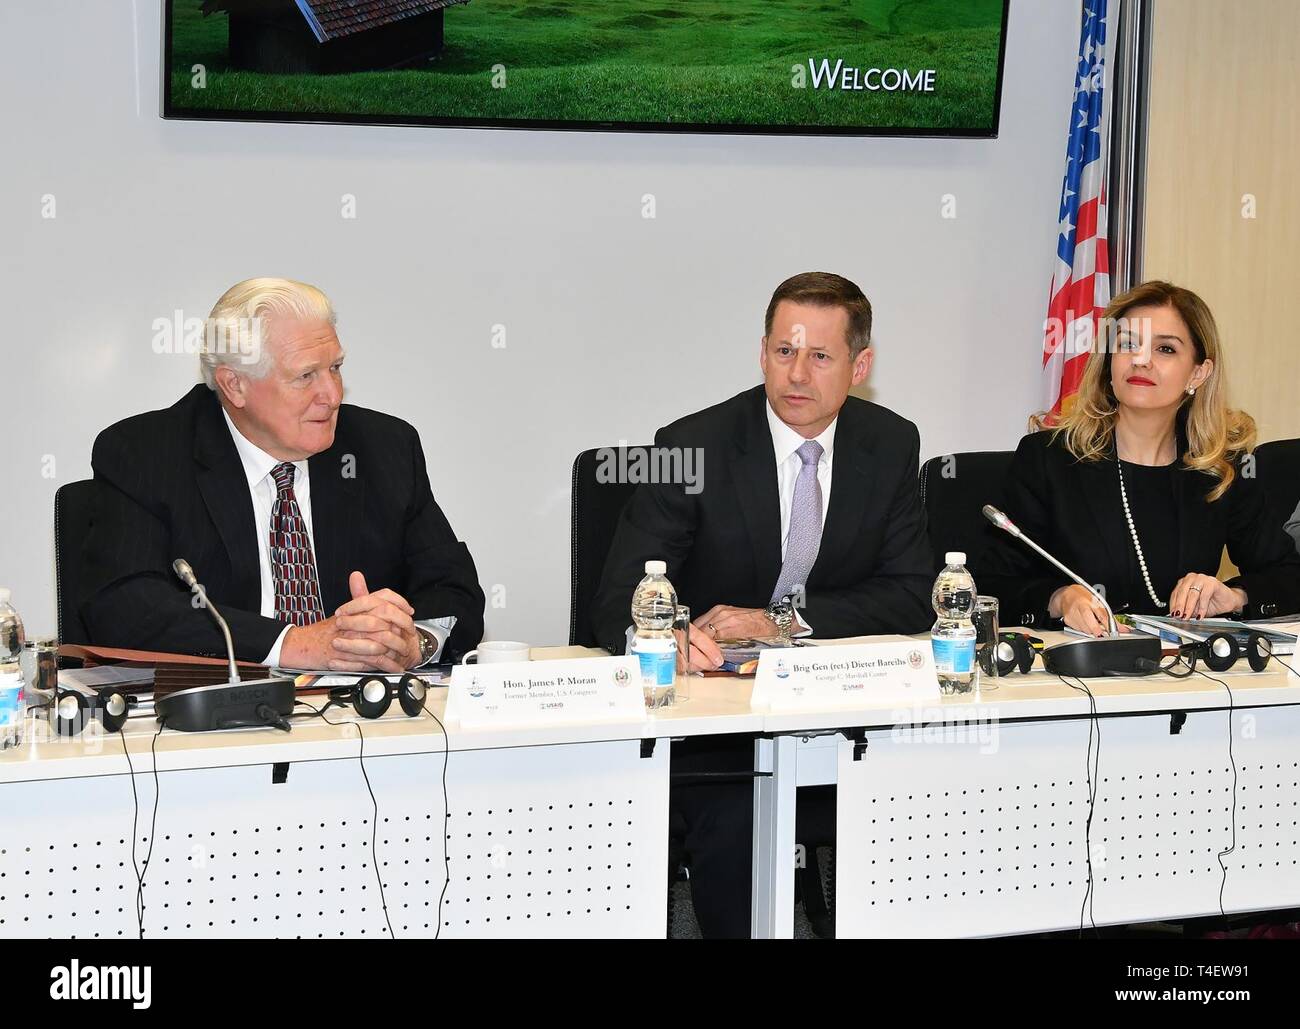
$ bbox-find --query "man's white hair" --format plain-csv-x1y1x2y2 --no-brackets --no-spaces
200,277,337,390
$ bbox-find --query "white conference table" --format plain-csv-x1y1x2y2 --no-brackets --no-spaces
0,645,755,940
2,638,1297,939
748,632,1300,938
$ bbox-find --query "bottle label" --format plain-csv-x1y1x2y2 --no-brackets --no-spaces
632,638,676,687
932,637,975,676
0,680,23,728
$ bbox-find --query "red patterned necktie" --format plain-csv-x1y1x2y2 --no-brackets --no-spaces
269,461,324,626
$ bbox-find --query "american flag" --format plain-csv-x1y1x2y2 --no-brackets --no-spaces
1041,1,1113,419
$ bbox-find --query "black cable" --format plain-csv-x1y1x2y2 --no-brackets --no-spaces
295,685,450,940
1077,675,1102,935
417,697,451,942
1183,643,1291,926
296,697,396,940
1057,672,1096,935
1193,668,1237,926
138,721,164,935
1057,673,1101,937
1269,653,1300,678
1139,651,1197,678
118,727,144,938
122,720,166,938
1135,646,1286,931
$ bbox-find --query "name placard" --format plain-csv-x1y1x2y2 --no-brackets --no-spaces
445,656,644,729
751,639,940,711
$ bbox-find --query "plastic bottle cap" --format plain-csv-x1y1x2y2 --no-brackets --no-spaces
644,560,667,575
945,552,967,566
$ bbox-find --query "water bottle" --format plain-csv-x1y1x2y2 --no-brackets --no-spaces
0,588,26,749
931,553,978,695
631,560,677,709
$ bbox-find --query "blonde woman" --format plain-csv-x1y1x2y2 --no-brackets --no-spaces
982,281,1300,635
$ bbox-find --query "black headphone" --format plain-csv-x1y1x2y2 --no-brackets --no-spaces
1138,631,1273,678
1185,631,1273,673
325,673,428,719
50,686,135,736
980,632,1041,676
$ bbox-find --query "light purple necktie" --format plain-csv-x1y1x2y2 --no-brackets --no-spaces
771,440,824,604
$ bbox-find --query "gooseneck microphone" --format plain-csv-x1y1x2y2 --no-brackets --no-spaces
172,558,239,684
981,506,1118,636
160,558,296,732
981,505,1161,677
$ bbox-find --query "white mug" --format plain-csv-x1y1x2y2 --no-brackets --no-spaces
462,641,530,665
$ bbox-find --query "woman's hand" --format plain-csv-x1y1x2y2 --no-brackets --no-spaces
1050,584,1112,637
1168,574,1246,619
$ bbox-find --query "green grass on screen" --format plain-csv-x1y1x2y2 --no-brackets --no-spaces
168,0,1005,130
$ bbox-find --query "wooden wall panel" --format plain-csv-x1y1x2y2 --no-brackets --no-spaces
1144,0,1300,445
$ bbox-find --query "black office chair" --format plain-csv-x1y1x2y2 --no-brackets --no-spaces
568,444,835,935
568,445,648,647
919,450,1016,581
54,479,96,647
1252,438,1300,543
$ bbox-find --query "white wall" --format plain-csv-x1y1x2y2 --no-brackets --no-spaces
0,0,1081,644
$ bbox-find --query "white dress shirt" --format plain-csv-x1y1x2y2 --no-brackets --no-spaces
765,401,837,636
221,410,452,668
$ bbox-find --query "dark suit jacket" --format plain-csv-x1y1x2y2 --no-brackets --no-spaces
80,384,485,662
980,429,1300,627
591,385,934,655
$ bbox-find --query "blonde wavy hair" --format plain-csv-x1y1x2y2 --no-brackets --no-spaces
1050,281,1255,501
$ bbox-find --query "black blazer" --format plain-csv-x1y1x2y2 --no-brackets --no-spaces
980,429,1300,627
590,385,934,655
80,384,485,662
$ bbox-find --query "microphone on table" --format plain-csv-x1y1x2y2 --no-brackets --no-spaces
159,557,297,732
172,558,239,684
981,505,1161,677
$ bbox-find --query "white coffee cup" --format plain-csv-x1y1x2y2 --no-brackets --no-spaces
461,641,531,665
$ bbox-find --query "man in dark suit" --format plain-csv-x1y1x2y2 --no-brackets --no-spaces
592,271,933,936
81,277,483,670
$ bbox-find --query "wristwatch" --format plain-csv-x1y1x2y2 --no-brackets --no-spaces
765,596,797,639
415,627,438,667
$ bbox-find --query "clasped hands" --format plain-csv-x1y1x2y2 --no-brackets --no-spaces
280,571,425,673
1051,573,1247,637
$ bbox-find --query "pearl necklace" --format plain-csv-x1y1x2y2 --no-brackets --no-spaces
1116,458,1167,608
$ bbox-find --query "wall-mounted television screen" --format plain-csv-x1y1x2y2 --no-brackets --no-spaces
163,0,1010,137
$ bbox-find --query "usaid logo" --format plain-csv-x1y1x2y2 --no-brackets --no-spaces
50,961,151,1009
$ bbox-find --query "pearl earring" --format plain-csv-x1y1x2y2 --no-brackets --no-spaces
1186,386,1196,396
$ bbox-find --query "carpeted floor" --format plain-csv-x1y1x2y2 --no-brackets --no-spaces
667,878,823,939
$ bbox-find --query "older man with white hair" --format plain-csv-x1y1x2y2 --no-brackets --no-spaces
81,277,484,669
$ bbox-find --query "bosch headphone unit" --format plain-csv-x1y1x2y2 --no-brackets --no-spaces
325,673,428,720
50,686,135,737
978,632,1042,677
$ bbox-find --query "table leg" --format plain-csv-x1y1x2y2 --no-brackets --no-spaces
752,734,797,938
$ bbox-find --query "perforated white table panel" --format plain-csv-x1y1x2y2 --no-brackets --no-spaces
834,704,1300,937
0,738,669,939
